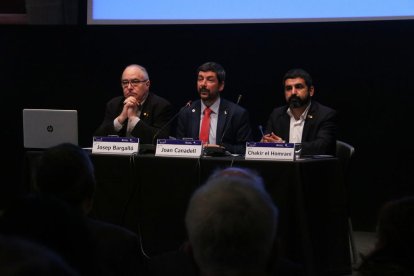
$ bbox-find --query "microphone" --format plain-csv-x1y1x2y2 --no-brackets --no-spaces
152,100,192,144
236,94,242,105
139,100,192,154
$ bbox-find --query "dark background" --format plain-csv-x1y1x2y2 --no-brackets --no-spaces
1,0,413,231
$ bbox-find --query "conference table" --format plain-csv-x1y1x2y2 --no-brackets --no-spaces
24,151,351,276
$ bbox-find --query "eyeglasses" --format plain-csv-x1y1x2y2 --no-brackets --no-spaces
121,79,148,87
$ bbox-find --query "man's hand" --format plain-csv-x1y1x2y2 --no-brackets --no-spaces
203,144,224,148
261,132,285,143
117,96,139,124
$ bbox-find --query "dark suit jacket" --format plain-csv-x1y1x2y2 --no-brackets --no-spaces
94,93,173,144
264,101,337,156
175,98,252,154
86,218,147,276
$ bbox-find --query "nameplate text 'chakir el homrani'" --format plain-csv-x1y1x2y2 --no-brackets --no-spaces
245,142,296,161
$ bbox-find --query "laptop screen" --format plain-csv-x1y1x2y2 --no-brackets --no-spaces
23,109,78,149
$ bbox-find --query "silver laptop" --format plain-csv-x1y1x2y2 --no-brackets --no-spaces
23,109,78,149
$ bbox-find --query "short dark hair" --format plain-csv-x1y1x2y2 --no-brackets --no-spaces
283,68,313,88
197,62,226,83
34,143,96,207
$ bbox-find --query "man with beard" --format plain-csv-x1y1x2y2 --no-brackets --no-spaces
261,68,337,156
176,62,252,154
94,64,173,144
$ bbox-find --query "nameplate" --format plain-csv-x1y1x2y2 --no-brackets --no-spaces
245,142,295,161
92,136,139,155
155,139,202,158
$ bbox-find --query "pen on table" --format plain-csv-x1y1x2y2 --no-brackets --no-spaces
258,125,265,138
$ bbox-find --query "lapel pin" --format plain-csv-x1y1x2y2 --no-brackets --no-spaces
307,115,313,119
224,110,228,115
192,109,195,112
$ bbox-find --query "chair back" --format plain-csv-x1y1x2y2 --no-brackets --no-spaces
336,140,355,179
335,140,358,264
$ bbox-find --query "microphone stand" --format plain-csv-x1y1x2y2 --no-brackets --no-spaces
140,101,192,154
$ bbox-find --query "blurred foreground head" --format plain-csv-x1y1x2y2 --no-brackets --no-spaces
34,143,96,212
185,167,279,276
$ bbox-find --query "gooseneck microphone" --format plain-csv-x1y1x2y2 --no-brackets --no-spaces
236,94,242,105
151,100,192,144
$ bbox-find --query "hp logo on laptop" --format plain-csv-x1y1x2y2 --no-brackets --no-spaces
47,125,54,132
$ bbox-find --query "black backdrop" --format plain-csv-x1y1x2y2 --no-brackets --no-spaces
1,19,414,230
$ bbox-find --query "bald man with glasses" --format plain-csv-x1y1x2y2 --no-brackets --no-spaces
94,64,173,144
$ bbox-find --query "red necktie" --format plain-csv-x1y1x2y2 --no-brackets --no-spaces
200,107,212,144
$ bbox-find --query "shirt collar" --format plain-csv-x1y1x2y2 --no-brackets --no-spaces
202,97,220,114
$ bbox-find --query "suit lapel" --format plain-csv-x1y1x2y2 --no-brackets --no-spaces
216,100,229,144
140,93,152,122
303,102,317,140
279,110,290,139
191,102,201,138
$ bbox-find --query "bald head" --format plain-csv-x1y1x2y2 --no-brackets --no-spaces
122,64,149,80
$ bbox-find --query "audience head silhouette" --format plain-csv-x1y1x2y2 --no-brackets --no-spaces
185,167,279,276
0,234,79,276
34,142,96,214
31,142,145,276
0,193,97,275
356,196,414,275
375,196,414,254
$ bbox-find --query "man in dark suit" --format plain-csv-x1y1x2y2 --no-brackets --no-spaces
33,143,146,276
261,68,337,155
94,64,173,144
176,62,252,154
